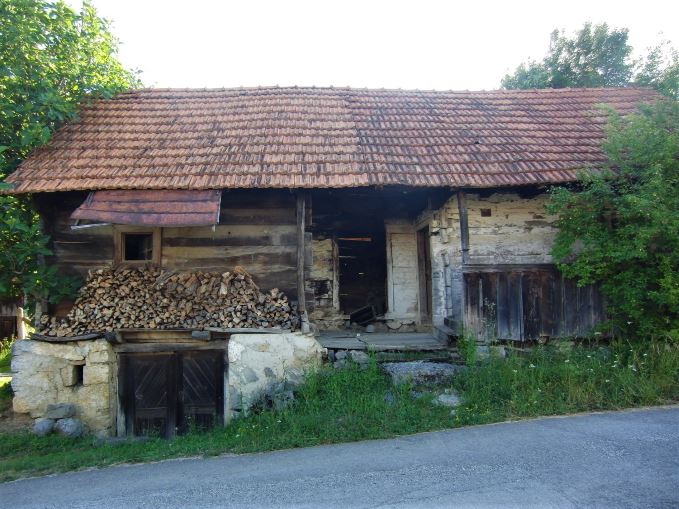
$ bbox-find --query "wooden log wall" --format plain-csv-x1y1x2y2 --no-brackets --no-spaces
161,190,308,300
36,190,309,311
37,192,115,280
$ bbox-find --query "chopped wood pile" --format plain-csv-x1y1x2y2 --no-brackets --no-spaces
39,266,299,336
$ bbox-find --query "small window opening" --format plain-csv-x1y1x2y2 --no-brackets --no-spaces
480,208,492,217
124,233,153,261
74,364,84,386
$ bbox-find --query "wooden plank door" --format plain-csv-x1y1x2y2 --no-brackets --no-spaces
121,353,177,438
120,351,224,438
180,351,224,433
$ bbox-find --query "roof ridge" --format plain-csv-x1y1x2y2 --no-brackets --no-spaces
121,85,657,95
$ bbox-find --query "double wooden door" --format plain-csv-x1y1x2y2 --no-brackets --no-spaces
119,350,224,438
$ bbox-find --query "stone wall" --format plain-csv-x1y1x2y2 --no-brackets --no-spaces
11,339,116,436
226,332,324,422
11,333,323,436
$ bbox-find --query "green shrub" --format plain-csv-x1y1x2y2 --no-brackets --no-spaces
548,100,679,339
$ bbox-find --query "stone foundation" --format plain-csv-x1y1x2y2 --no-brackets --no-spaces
227,332,324,421
11,339,117,436
11,332,324,436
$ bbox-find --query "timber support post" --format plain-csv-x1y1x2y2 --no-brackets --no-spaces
296,192,309,332
457,190,470,265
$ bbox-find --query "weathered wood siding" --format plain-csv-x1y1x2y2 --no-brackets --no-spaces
424,190,606,340
429,191,558,328
162,190,303,298
38,192,115,280
37,190,305,301
463,266,605,341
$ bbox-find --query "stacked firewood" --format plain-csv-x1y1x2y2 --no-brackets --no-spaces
39,265,298,336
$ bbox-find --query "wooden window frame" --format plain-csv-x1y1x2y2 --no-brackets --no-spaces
114,226,162,266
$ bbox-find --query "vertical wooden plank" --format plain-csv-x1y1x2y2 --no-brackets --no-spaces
480,272,498,341
463,272,480,337
522,272,540,341
214,351,225,427
296,192,306,313
457,190,470,265
496,272,510,340
563,277,579,336
543,268,562,337
167,353,179,439
121,354,135,437
506,271,523,341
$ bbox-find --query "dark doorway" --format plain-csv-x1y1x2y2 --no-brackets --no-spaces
310,187,453,319
337,231,387,316
417,227,433,324
119,350,224,438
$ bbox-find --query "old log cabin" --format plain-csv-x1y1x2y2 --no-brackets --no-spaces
6,86,660,436
6,86,659,343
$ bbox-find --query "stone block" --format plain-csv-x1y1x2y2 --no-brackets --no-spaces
348,351,370,365
227,332,323,421
45,403,76,419
33,418,56,436
433,392,462,408
55,418,84,438
382,361,465,386
83,363,110,385
60,365,80,387
87,349,112,364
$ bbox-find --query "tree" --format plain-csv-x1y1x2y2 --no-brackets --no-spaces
547,100,679,340
502,23,679,98
0,0,140,320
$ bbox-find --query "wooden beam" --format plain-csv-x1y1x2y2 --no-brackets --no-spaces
113,340,229,353
296,192,306,314
457,190,470,265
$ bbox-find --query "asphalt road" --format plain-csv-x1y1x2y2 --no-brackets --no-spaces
2,407,678,508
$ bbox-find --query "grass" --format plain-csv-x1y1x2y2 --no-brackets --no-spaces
0,377,11,414
0,339,12,373
451,339,679,426
0,339,677,482
0,339,13,414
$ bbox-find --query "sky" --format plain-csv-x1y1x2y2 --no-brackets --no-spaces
66,0,679,91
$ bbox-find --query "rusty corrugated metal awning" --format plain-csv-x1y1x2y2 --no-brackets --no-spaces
71,190,221,226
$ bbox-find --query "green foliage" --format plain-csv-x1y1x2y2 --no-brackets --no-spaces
452,340,679,425
547,100,679,338
0,0,139,306
502,23,679,98
0,0,141,176
457,331,478,366
0,337,13,372
0,197,80,303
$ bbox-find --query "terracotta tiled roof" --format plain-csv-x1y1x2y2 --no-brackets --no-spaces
5,86,660,193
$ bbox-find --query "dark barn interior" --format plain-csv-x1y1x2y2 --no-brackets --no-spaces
310,187,451,317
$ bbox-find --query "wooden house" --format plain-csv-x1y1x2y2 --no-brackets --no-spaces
6,86,660,436
6,86,659,341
